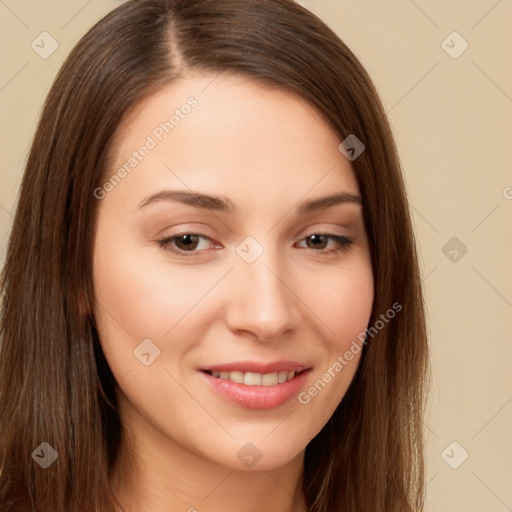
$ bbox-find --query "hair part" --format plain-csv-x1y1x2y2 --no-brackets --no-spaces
0,1,429,511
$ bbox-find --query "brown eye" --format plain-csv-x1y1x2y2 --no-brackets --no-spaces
157,233,216,255
305,234,329,249
174,234,200,251
297,234,353,253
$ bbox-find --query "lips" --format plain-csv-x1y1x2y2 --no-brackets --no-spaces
201,360,308,374
199,361,311,409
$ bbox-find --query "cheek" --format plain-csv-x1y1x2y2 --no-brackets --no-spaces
333,270,373,349
295,257,373,419
307,256,374,350
94,233,204,331
92,231,231,381
91,238,162,368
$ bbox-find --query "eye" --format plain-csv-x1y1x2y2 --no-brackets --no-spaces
296,233,353,253
155,232,353,258
156,233,218,256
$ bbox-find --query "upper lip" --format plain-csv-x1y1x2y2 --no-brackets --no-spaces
200,360,310,374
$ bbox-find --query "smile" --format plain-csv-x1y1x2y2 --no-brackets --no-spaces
199,362,311,410
204,370,301,386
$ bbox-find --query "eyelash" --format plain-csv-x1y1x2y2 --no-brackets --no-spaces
156,232,353,258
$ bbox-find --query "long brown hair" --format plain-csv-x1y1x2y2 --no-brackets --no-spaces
0,1,429,510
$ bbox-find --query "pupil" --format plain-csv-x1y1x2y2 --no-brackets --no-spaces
177,234,198,250
308,234,327,249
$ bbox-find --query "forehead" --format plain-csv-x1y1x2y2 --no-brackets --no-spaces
104,72,360,210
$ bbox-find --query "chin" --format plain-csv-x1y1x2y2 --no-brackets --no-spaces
199,432,309,473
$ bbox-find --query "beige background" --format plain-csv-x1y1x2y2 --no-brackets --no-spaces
1,1,511,510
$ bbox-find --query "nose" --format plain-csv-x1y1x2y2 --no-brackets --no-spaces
224,249,301,342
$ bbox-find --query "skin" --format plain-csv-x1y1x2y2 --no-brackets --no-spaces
92,72,374,512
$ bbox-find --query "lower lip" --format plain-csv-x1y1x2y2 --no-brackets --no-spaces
200,370,310,410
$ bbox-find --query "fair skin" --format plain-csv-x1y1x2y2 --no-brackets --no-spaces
92,72,374,512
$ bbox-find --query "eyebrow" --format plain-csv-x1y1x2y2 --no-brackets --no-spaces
136,189,362,214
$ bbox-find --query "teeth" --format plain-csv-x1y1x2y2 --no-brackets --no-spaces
261,372,278,386
244,372,262,385
209,370,298,386
229,371,244,383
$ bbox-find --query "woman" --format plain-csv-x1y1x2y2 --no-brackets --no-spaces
0,0,429,511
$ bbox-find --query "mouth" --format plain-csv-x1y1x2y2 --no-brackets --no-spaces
202,369,306,386
199,362,311,410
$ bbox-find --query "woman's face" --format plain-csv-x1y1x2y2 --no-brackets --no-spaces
93,73,374,472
